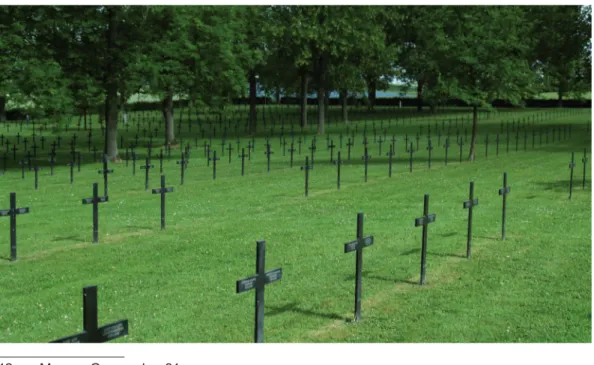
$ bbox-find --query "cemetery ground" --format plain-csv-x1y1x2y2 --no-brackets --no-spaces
0,106,590,343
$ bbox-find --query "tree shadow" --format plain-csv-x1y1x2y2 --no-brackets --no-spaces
533,180,582,193
440,232,457,238
267,301,347,321
400,248,420,256
51,235,86,243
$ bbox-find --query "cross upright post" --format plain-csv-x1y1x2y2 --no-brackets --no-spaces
361,147,372,182
427,139,433,169
0,192,30,261
582,148,588,189
409,142,414,173
140,156,155,191
328,140,336,163
498,172,511,240
344,212,374,322
569,152,576,200
82,182,108,243
415,194,436,285
227,143,233,164
457,138,463,163
387,143,395,177
177,153,189,185
235,240,282,343
50,286,128,343
98,155,114,196
463,181,479,259
209,150,220,180
152,175,174,230
346,138,353,161
300,156,313,198
238,148,248,176
444,137,450,166
332,151,345,190
264,144,273,173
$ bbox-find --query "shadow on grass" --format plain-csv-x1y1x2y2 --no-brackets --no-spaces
533,180,587,193
440,232,457,238
51,235,86,243
267,302,347,321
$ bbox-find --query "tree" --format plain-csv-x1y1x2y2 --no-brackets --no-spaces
429,6,535,161
528,6,591,105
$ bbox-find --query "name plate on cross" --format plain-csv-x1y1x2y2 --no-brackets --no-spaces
344,236,374,253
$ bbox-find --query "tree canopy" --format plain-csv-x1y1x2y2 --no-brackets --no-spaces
0,5,590,160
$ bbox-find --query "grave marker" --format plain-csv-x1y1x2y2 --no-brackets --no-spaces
50,286,129,343
300,156,313,198
82,182,108,243
238,148,247,176
414,194,436,285
177,153,189,185
361,147,372,182
152,175,174,230
264,144,273,173
343,212,374,322
98,155,114,197
498,172,511,240
209,150,220,180
582,148,588,189
0,192,30,261
140,157,155,191
235,240,282,343
569,152,576,200
463,181,479,259
333,151,344,189
387,143,395,177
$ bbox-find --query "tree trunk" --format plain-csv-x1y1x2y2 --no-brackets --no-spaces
249,71,257,135
340,89,348,123
104,7,119,161
417,81,424,112
368,80,377,110
300,74,308,128
468,106,478,161
317,85,325,135
162,89,175,145
0,95,6,122
557,86,563,107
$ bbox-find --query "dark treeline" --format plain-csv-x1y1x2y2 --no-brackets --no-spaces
0,5,590,161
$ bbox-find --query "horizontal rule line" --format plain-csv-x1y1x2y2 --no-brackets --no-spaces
0,356,125,359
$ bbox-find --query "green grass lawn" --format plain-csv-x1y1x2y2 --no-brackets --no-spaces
0,106,590,343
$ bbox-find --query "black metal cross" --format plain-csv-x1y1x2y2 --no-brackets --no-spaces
227,143,233,164
308,141,316,167
18,159,27,180
463,181,479,259
387,143,395,177
361,147,372,182
50,286,128,343
328,140,336,163
152,175,174,230
177,153,189,185
209,150,220,180
409,142,414,173
0,192,30,261
332,151,345,190
82,182,108,243
414,194,436,285
498,172,511,240
457,138,464,163
427,139,433,169
264,144,273,173
343,212,374,322
288,142,296,168
300,156,313,198
235,240,282,343
31,161,43,190
12,144,18,161
98,155,114,196
582,148,588,189
140,157,155,191
484,134,489,159
238,148,248,176
346,138,353,161
444,137,450,166
569,152,576,200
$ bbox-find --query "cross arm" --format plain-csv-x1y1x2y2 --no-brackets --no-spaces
415,214,436,227
236,275,257,293
463,198,479,209
344,236,374,253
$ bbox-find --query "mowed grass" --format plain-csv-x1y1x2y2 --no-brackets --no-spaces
0,106,590,343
